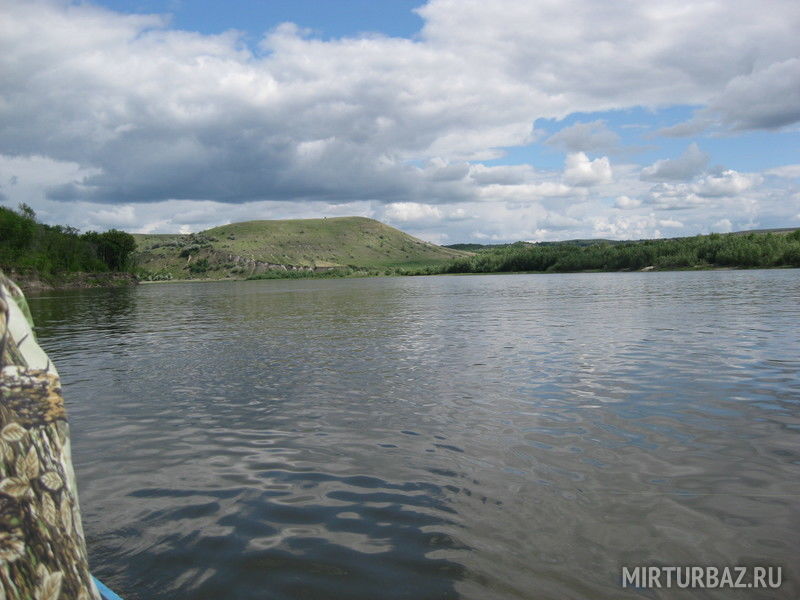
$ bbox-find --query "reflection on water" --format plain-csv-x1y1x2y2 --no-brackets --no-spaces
28,271,800,599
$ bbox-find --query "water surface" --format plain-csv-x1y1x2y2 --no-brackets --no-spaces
28,271,800,599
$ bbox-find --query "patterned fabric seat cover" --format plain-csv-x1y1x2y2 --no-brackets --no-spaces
0,272,101,600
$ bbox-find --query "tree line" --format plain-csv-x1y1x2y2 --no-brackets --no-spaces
428,230,800,275
0,204,137,275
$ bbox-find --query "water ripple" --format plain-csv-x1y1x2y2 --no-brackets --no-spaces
27,271,800,599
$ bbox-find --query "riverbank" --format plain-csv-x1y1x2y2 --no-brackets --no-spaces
113,263,800,286
134,229,800,283
9,270,139,294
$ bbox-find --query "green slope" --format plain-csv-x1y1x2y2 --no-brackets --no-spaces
134,216,469,280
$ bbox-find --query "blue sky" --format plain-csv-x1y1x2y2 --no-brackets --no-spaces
1,0,799,243
95,0,425,40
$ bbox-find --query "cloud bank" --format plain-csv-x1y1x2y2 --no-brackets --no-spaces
0,0,798,241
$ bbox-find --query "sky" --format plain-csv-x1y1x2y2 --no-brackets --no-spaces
0,1,799,244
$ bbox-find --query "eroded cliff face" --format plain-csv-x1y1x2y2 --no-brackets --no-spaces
0,272,101,600
6,270,139,294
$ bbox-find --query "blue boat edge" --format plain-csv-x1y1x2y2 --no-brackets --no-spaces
93,576,125,600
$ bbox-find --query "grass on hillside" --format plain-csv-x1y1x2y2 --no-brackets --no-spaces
134,217,468,280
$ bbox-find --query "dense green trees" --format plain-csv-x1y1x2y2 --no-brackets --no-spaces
0,205,137,275
81,229,137,271
433,230,800,275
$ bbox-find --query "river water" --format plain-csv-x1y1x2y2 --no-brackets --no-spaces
27,270,799,599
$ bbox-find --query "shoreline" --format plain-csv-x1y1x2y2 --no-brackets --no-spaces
132,264,797,286
10,271,139,294
15,263,793,293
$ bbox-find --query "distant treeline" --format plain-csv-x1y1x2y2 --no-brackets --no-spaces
0,204,137,275
421,230,800,275
445,242,514,251
445,239,621,251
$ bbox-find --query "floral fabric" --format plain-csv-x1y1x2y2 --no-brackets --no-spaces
0,272,100,600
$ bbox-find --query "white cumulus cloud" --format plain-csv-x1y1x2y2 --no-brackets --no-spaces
712,218,733,232
693,170,762,198
564,153,612,187
709,58,800,131
765,164,800,179
545,120,620,153
383,202,443,224
640,143,709,182
614,195,642,209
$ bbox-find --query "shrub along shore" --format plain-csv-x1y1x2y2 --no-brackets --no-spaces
420,229,800,276
0,204,138,291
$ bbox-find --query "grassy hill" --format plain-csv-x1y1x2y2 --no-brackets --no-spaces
134,217,468,280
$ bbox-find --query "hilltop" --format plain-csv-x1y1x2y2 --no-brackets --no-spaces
133,217,468,280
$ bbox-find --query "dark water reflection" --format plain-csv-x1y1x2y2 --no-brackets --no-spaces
27,271,800,599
